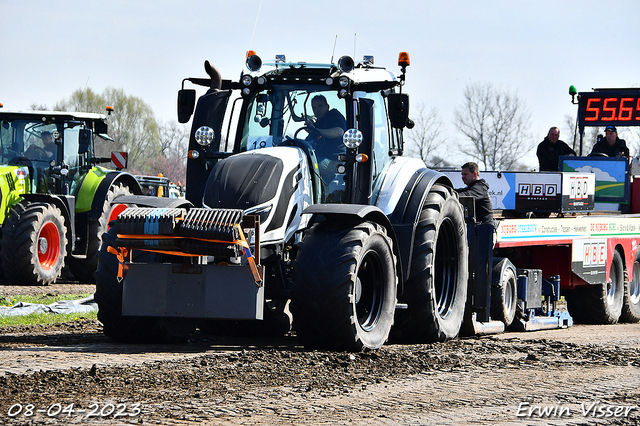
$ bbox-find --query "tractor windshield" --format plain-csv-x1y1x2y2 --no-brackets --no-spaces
240,86,347,151
239,86,348,202
0,119,58,164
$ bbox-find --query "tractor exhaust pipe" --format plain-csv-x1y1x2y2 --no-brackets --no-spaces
204,60,222,91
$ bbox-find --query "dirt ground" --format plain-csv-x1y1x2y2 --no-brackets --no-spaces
1,284,639,425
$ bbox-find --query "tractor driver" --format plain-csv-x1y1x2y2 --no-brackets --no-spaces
24,131,57,161
304,94,347,185
41,131,57,159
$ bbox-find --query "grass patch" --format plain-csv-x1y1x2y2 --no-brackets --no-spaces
0,293,97,327
1,293,91,307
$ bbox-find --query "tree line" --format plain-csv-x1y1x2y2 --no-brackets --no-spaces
37,83,635,181
405,81,638,171
34,87,189,185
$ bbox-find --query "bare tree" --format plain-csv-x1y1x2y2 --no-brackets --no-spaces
405,104,451,168
454,82,532,170
151,121,190,184
54,87,161,171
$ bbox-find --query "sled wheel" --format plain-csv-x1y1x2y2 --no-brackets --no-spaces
393,184,468,342
491,259,518,327
566,249,624,324
291,220,397,351
621,257,640,322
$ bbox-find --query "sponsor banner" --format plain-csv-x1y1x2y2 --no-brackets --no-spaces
443,171,594,212
571,238,607,284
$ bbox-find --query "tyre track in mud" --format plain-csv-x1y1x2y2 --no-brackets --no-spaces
0,322,639,425
1,284,640,425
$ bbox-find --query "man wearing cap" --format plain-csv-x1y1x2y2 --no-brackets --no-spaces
590,126,629,157
536,127,576,171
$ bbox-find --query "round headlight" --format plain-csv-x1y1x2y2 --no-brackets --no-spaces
241,75,252,86
343,129,363,149
194,126,215,147
339,76,350,87
242,87,251,97
325,77,334,86
339,89,349,98
257,76,266,85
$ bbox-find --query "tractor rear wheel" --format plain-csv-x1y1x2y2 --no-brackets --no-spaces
69,182,131,282
94,227,196,343
291,220,397,351
0,203,67,285
393,184,468,342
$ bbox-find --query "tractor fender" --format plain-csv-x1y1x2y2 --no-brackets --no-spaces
387,167,456,284
86,170,143,221
301,203,403,283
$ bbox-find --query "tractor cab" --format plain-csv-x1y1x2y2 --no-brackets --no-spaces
178,52,412,208
0,110,111,196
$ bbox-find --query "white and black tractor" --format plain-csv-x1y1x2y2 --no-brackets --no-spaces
94,52,470,351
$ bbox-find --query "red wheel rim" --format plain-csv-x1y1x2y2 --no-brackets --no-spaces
38,222,60,269
107,204,128,231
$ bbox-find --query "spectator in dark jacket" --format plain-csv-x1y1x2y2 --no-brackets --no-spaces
536,127,576,171
455,162,496,228
590,125,629,157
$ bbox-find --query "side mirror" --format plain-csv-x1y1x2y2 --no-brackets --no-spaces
178,89,197,123
95,120,108,135
388,93,410,129
78,129,92,154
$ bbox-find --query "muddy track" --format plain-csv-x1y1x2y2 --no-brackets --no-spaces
0,284,639,425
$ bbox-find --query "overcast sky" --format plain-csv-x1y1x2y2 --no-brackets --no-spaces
2,1,639,168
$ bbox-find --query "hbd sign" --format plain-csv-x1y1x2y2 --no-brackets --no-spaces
517,183,558,197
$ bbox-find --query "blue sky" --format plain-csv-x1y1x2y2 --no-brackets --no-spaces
2,1,639,167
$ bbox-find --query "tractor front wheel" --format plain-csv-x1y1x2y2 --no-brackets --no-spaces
94,227,196,343
0,203,67,285
291,220,397,351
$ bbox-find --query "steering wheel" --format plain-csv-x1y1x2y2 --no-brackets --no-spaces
588,152,608,157
25,145,48,161
294,126,311,140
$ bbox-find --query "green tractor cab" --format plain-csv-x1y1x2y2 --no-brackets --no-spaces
0,109,142,285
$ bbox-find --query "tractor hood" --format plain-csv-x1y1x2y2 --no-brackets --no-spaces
202,147,313,244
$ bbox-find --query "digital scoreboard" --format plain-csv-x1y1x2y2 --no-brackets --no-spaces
578,89,640,127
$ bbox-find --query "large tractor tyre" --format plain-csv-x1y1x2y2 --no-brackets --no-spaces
566,249,624,324
0,203,67,286
69,182,132,282
291,220,397,351
620,259,640,323
94,227,196,343
491,261,518,328
393,184,468,343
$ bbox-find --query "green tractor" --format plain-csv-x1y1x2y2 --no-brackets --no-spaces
0,108,142,285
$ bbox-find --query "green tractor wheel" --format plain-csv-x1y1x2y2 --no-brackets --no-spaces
69,182,132,282
0,203,68,285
